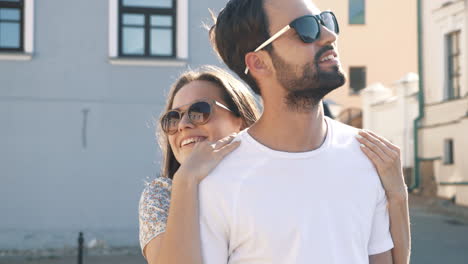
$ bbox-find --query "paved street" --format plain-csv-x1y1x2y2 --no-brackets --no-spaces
0,255,146,264
409,195,468,264
2,195,468,264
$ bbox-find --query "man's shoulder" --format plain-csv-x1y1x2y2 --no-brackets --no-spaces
328,117,359,136
200,130,262,190
327,118,380,180
327,117,361,146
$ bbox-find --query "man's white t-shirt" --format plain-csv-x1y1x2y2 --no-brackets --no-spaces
199,117,394,264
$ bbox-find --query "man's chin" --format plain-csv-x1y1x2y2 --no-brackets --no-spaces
318,69,346,87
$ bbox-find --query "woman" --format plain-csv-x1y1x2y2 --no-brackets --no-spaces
139,66,410,264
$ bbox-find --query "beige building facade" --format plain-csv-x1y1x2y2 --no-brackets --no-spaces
419,0,468,206
314,0,418,125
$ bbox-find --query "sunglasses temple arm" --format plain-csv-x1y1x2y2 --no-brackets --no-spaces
244,25,291,74
254,25,291,52
215,101,233,112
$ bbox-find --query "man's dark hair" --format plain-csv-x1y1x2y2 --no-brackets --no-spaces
209,0,272,95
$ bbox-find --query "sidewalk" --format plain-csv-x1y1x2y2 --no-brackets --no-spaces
2,194,468,264
409,193,468,223
409,194,468,264
0,248,146,264
0,255,146,264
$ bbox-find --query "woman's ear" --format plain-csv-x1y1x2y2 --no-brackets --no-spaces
236,116,245,131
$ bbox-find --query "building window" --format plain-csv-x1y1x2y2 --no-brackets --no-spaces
443,139,454,165
445,31,461,100
0,0,23,51
118,0,176,58
349,67,366,94
349,0,365,25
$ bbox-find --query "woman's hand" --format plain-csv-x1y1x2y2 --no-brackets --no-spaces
356,130,408,202
176,133,240,184
149,135,240,264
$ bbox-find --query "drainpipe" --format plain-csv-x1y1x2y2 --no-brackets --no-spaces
409,0,424,191
439,182,468,186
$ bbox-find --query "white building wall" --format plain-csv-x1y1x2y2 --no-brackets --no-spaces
0,0,231,250
419,0,468,206
362,74,419,169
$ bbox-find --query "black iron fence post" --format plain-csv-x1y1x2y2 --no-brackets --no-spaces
78,232,84,264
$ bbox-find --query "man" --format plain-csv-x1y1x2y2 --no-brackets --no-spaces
199,0,408,263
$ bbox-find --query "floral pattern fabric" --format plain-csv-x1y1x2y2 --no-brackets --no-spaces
138,176,172,255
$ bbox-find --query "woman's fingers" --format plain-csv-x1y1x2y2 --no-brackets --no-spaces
212,133,237,150
357,130,407,196
184,136,240,183
357,131,392,162
365,129,400,154
359,143,384,168
216,140,241,159
359,130,399,162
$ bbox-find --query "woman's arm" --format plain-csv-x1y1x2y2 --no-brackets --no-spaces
386,188,410,264
146,174,203,264
142,134,240,264
356,130,411,264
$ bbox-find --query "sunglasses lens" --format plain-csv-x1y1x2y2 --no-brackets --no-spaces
321,12,339,34
294,16,320,43
292,13,339,43
162,111,180,134
188,101,211,125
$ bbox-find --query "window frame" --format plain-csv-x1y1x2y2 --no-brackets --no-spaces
349,66,367,95
349,0,365,25
443,139,454,165
0,0,24,52
118,0,177,58
445,30,461,100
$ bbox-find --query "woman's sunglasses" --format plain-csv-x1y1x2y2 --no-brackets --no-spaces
245,11,340,74
160,99,233,135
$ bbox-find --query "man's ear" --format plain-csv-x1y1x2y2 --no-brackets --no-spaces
245,51,273,78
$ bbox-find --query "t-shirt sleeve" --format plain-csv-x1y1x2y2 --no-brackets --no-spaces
368,185,395,255
138,177,172,256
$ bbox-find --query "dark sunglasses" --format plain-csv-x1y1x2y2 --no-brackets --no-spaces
160,99,233,135
245,11,340,74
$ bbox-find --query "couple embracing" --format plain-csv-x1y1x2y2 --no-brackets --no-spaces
139,0,410,263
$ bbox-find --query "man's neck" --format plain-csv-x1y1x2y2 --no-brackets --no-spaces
248,98,328,153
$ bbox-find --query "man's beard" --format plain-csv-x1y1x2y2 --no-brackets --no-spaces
271,46,346,112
